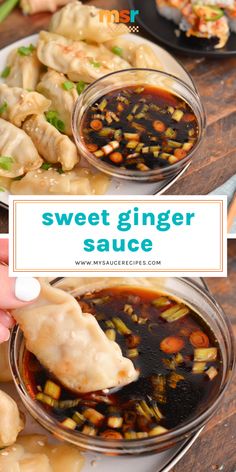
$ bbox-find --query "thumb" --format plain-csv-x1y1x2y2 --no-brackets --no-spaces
0,266,41,310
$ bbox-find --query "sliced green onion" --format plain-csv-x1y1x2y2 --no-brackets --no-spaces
36,393,58,408
165,127,177,139
105,328,116,341
172,109,184,122
112,317,131,335
72,411,85,426
0,0,19,24
127,348,139,359
1,66,11,78
0,187,5,192
62,80,74,91
160,304,189,322
41,163,52,171
0,101,8,114
18,43,35,56
0,155,14,170
57,399,80,409
89,59,101,68
192,361,206,374
111,46,123,56
61,418,77,430
194,348,217,362
44,380,61,400
82,424,97,436
98,99,107,111
45,110,65,133
83,408,104,426
149,426,168,437
76,80,86,95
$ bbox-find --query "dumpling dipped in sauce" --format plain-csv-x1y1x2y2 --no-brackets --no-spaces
12,280,139,393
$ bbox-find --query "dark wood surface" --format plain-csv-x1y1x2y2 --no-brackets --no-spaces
0,3,235,471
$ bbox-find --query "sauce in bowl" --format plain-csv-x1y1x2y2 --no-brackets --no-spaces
81,85,199,172
23,286,222,440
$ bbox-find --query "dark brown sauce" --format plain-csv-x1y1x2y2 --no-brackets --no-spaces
81,85,199,171
23,287,222,439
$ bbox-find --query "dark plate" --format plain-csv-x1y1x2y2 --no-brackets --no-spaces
130,0,236,57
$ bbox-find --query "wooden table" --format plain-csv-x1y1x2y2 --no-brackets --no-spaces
0,3,235,471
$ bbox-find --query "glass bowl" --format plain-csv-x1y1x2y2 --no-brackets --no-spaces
72,69,206,183
9,277,234,456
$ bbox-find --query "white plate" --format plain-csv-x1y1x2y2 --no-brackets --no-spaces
0,33,195,206
0,278,206,472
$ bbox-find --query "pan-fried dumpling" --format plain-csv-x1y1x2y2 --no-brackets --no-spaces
105,38,164,70
37,31,131,83
10,166,109,195
22,114,79,171
13,280,138,393
20,0,74,15
0,84,51,127
0,118,42,178
0,435,84,472
49,1,129,43
0,341,12,382
4,48,43,90
18,435,85,472
37,70,78,136
0,390,24,447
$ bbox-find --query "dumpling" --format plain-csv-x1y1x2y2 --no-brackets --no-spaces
49,1,129,43
0,83,51,127
0,435,84,472
5,48,43,90
22,114,79,171
0,390,24,447
105,38,164,70
37,31,131,83
18,435,85,472
0,341,12,382
10,166,109,195
12,280,138,393
0,118,42,178
37,70,78,136
20,0,74,15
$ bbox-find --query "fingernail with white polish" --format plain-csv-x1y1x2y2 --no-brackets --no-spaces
15,278,41,302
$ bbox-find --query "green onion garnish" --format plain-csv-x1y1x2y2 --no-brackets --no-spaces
89,59,101,68
111,46,123,57
45,110,65,133
76,80,86,95
0,101,8,114
18,44,35,56
1,66,11,78
0,155,14,170
62,80,74,91
0,187,5,192
41,163,52,171
0,0,19,24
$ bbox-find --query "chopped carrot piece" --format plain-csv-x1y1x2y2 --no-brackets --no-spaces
109,152,123,164
189,331,209,348
153,120,166,133
160,336,184,354
182,113,195,122
117,103,124,112
174,149,187,160
100,430,123,439
87,143,98,152
90,119,103,131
